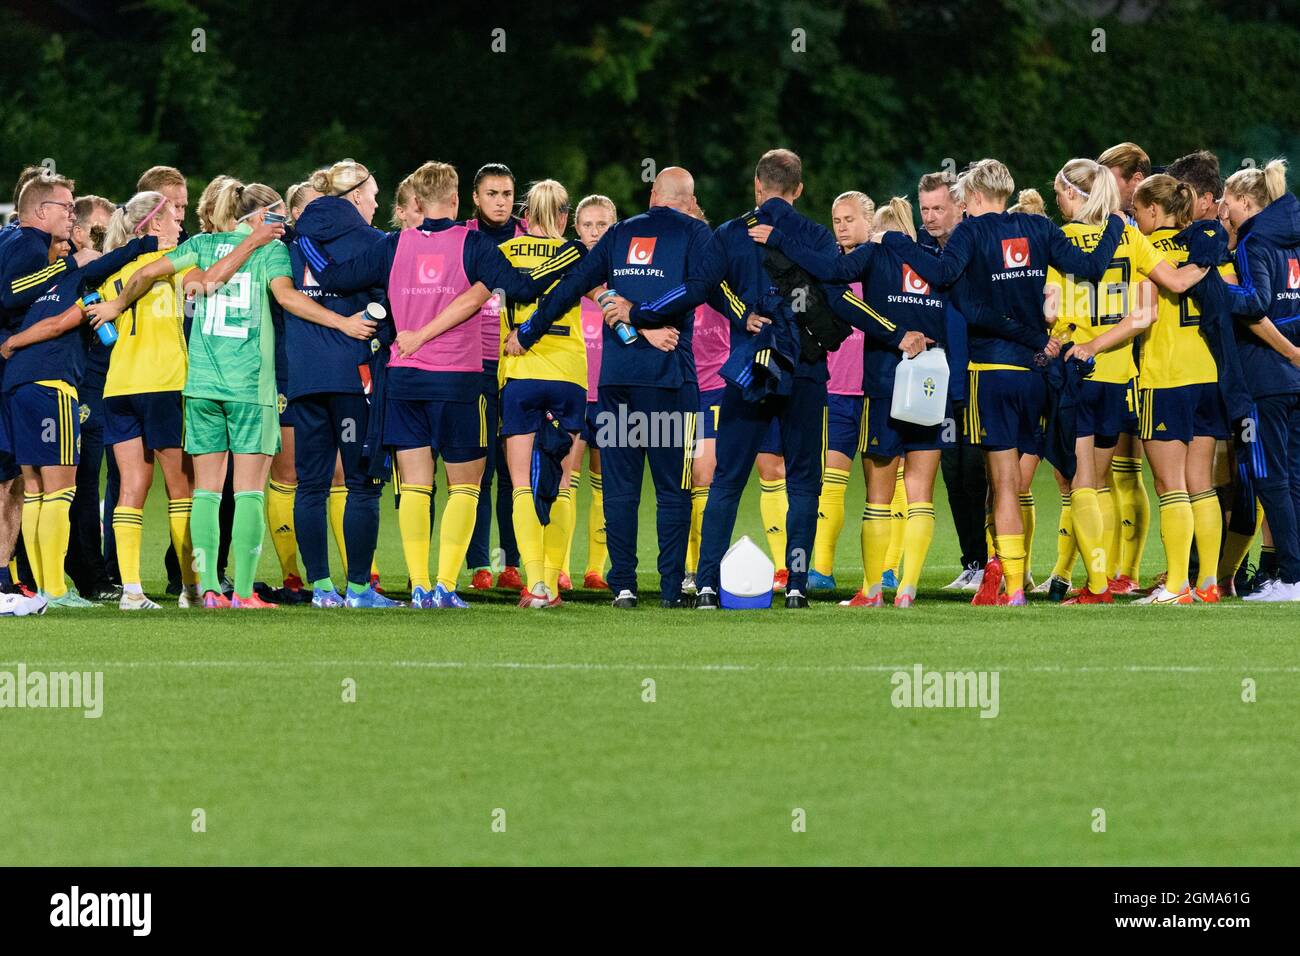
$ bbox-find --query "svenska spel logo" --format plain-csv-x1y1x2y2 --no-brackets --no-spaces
1287,258,1300,289
902,263,930,295
627,237,657,265
1001,237,1030,269
417,254,445,284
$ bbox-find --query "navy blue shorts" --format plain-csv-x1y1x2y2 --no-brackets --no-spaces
0,390,17,481
1077,379,1128,445
580,401,599,444
277,387,299,429
500,378,587,437
861,394,956,459
384,395,487,463
701,385,780,453
966,368,1046,453
7,383,80,467
1120,378,1140,436
700,387,724,440
103,390,184,449
827,393,864,458
1140,382,1230,443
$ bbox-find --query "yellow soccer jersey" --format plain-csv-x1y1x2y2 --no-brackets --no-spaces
1048,222,1163,384
1136,227,1218,389
498,235,587,388
97,250,191,397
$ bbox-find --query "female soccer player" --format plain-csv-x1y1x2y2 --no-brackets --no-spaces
288,158,398,608
808,190,872,592
749,197,939,607
562,194,616,591
1046,159,1207,606
90,180,377,609
94,191,202,609
1,224,157,608
1218,160,1300,601
465,163,527,592
496,180,592,607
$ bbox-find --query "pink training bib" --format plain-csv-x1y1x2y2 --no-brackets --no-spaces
693,303,730,393
580,296,604,402
389,225,480,374
827,280,865,396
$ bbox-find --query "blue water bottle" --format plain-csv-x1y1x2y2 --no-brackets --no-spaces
597,289,638,344
80,291,117,346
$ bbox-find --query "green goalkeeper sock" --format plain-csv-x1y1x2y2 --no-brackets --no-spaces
232,491,266,600
190,489,223,596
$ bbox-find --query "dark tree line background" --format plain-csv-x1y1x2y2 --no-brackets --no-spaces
2,0,1297,233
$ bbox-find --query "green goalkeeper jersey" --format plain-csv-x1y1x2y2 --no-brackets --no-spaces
167,223,291,407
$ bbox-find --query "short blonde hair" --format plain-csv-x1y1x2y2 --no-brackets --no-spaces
962,159,1014,204
1097,142,1152,180
575,194,616,222
833,190,875,221
17,171,76,216
137,165,185,193
408,161,458,208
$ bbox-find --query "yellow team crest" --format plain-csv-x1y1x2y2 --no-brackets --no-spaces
277,393,288,414
79,403,91,424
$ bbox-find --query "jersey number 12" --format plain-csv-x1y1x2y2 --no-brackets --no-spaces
204,272,252,339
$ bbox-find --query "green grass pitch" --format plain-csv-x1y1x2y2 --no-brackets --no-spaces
1,464,1296,866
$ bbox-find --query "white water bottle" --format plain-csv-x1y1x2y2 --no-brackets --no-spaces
890,347,949,426
719,535,775,609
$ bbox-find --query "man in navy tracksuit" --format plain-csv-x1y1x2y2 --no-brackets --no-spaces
523,167,724,608
291,194,395,608
695,149,880,609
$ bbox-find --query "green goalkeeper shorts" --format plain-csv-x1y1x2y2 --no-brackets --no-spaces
183,397,281,456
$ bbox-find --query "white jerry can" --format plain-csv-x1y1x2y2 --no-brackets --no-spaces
890,346,949,426
720,535,775,609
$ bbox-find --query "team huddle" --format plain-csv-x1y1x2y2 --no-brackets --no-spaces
0,139,1296,613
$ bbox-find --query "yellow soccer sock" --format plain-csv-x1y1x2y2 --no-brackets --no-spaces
1098,485,1117,578
561,470,580,578
436,483,480,591
397,483,433,591
861,504,892,597
1157,491,1194,594
759,479,788,569
1114,456,1149,580
37,487,75,598
898,502,936,598
1070,487,1108,594
883,468,907,573
1189,489,1223,590
266,479,299,582
544,488,575,594
996,533,1026,596
21,492,43,593
1051,492,1076,581
112,506,144,589
512,486,545,589
1219,503,1262,583
586,472,607,575
168,497,197,586
1019,492,1036,581
984,509,996,562
328,485,348,573
813,467,851,576
687,486,709,573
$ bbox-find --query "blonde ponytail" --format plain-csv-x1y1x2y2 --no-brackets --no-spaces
523,179,569,240
1057,158,1120,226
874,196,917,240
103,191,168,252
1224,158,1289,210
